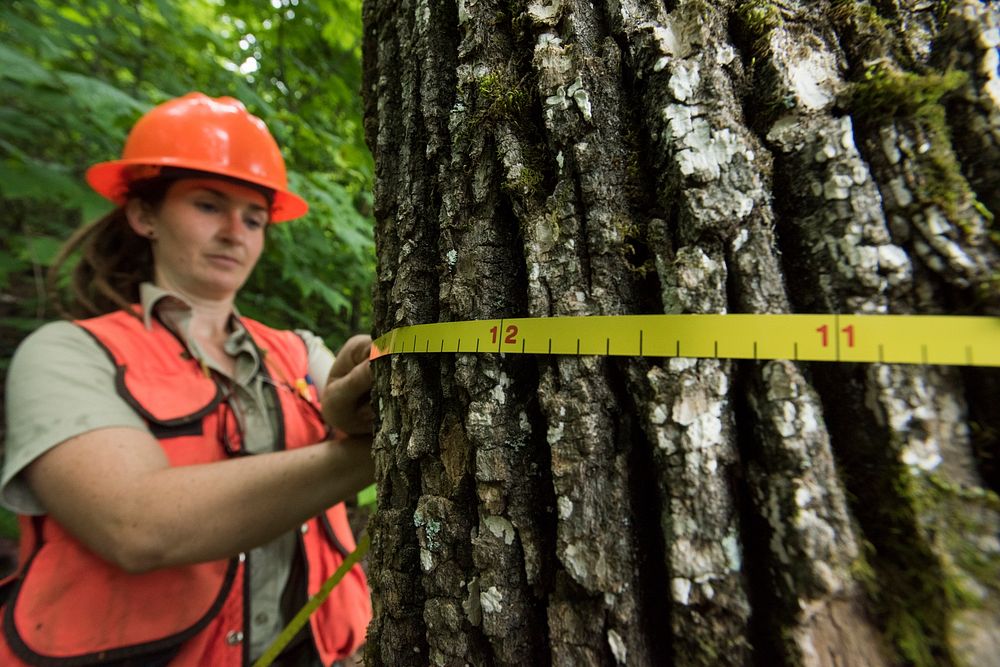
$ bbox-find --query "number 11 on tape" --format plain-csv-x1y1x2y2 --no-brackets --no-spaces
371,314,1000,367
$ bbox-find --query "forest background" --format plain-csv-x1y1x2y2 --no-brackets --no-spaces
0,0,374,547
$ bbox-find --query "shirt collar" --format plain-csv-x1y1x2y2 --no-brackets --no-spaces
137,283,258,382
139,282,243,330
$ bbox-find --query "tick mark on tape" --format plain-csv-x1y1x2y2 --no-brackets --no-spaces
714,341,718,358
753,341,757,360
794,342,799,360
639,330,644,356
577,339,580,354
921,344,928,365
878,344,884,363
834,314,841,361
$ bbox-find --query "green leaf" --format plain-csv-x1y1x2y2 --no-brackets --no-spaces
0,159,91,206
356,483,377,507
0,107,55,144
0,43,58,86
0,160,74,199
19,235,64,266
58,72,148,117
0,252,29,289
0,509,19,540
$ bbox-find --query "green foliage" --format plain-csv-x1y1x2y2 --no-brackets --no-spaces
357,483,377,508
0,508,18,540
0,0,374,360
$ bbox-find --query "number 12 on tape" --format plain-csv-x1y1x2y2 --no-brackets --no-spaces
370,314,1000,367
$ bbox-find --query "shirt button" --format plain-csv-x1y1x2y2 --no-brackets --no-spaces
300,523,309,534
238,552,247,563
226,630,244,645
254,612,269,625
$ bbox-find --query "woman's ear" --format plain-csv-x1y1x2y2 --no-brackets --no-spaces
124,199,156,239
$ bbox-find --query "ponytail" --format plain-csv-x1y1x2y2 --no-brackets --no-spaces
47,176,173,319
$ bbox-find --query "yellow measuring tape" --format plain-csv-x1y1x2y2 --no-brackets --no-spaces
260,313,996,664
371,314,1000,366
252,534,370,667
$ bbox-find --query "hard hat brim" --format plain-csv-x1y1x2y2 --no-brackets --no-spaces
86,158,309,223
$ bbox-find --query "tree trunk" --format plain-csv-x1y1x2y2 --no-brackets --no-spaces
360,1,1000,665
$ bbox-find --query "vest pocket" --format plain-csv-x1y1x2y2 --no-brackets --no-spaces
4,537,238,666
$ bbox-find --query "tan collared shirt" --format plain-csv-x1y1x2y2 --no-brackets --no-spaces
1,284,336,660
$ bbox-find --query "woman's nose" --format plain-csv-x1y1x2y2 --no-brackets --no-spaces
219,209,247,239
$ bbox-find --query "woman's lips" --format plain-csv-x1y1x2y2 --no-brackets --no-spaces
206,254,241,268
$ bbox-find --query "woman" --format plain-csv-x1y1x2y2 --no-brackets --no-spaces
0,93,374,666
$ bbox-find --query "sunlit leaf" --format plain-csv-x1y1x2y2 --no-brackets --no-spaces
357,483,377,507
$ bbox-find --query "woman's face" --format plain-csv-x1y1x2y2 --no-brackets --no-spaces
129,178,269,301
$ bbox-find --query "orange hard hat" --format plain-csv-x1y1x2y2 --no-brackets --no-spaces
86,92,308,222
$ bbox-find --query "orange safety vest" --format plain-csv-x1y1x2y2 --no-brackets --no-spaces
0,309,371,666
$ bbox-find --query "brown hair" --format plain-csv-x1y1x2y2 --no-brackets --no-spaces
47,169,275,319
47,177,174,319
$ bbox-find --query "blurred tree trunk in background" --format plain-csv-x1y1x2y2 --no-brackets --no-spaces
361,1,1000,665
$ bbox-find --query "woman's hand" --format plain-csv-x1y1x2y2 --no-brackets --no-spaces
322,334,375,435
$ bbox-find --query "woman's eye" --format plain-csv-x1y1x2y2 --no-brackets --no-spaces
245,217,267,231
196,201,219,213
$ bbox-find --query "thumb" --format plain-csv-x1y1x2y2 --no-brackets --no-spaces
330,335,373,380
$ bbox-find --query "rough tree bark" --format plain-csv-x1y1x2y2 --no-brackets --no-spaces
360,1,1000,665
